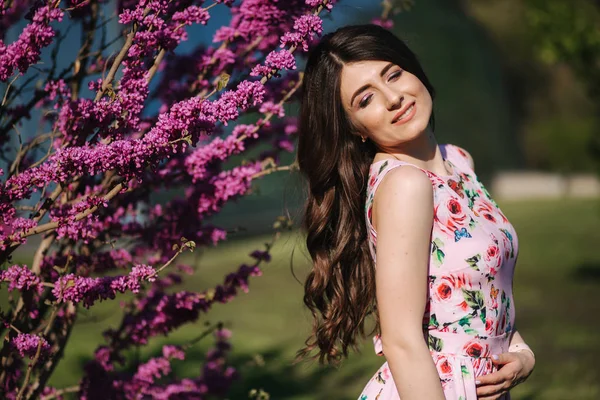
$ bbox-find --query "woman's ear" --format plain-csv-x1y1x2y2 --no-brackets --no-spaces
350,129,366,142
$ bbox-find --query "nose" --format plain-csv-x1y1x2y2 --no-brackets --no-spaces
382,86,403,110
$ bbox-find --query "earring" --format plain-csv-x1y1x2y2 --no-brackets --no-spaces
361,136,367,143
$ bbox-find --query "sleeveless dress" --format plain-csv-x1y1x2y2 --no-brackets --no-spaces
358,144,518,400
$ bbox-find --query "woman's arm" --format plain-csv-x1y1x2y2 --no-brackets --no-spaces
508,325,535,371
373,165,445,400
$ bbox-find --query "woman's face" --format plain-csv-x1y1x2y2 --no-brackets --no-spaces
339,60,433,150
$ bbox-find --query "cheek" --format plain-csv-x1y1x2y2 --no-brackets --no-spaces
419,86,433,110
356,104,388,130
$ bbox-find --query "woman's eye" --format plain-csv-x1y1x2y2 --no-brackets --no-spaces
359,94,372,108
389,70,402,80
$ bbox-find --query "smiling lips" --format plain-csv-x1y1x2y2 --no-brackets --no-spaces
392,101,416,125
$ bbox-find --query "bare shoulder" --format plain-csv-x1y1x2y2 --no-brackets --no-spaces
377,164,432,198
449,144,475,171
373,165,433,226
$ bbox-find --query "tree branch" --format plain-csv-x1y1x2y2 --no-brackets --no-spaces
9,180,125,245
93,7,151,102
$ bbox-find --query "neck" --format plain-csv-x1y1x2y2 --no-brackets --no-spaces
401,127,438,161
375,128,452,176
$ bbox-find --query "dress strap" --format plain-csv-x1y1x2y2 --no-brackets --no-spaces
369,159,416,200
441,143,473,173
365,159,424,263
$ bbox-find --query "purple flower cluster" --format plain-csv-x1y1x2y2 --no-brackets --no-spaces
293,14,324,39
0,4,64,81
185,135,246,182
2,79,265,215
124,345,188,397
93,257,264,365
42,249,134,277
0,264,43,294
50,196,109,243
172,6,210,26
197,161,263,215
267,49,297,70
0,0,29,38
12,333,51,359
215,0,235,6
259,101,286,118
251,49,297,76
80,328,236,398
253,11,325,76
44,79,71,105
305,0,336,10
372,16,394,29
52,264,156,308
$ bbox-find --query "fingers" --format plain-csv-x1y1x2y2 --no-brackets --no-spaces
475,370,507,385
475,353,522,399
478,353,521,385
478,390,510,400
477,380,510,400
490,352,519,365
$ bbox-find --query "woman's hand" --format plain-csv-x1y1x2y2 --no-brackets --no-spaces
475,351,535,399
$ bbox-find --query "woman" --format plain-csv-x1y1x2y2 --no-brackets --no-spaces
294,24,535,399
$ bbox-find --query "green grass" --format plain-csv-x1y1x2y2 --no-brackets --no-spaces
6,198,600,399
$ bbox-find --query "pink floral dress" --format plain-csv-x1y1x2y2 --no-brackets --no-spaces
358,144,518,400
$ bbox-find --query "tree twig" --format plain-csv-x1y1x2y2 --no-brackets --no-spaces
15,335,43,400
39,385,80,400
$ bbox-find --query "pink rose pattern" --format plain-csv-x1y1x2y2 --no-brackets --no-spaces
358,144,517,400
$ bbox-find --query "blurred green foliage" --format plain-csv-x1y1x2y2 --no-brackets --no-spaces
525,0,600,100
525,0,600,172
464,0,600,173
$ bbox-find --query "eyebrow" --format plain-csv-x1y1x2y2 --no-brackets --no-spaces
349,62,395,107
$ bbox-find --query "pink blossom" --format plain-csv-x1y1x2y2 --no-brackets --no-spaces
305,0,324,6
172,6,210,26
0,264,42,294
0,4,64,81
266,49,297,70
372,17,394,29
162,345,185,360
134,357,172,385
12,333,51,359
51,264,156,308
45,79,71,101
259,101,285,118
197,162,263,215
293,14,323,37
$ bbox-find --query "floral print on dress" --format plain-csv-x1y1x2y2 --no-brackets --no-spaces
359,144,517,400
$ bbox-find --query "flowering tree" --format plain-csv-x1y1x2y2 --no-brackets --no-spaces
0,0,402,398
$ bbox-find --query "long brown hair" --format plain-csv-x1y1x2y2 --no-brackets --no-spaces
294,24,436,366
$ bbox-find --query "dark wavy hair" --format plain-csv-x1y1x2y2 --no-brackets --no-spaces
293,24,436,366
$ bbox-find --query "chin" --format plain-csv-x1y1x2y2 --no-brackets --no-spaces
402,117,430,141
